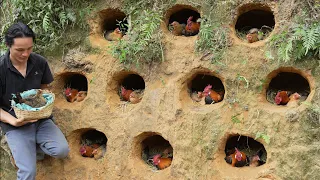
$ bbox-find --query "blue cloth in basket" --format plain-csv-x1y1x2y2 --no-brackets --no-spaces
11,89,54,111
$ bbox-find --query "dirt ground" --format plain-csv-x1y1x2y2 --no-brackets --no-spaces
1,0,320,180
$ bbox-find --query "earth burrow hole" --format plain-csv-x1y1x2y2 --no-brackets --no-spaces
224,134,267,167
79,129,108,159
266,70,310,105
166,5,201,36
235,4,275,43
139,133,173,170
118,73,145,104
59,72,88,103
188,73,225,104
99,8,128,40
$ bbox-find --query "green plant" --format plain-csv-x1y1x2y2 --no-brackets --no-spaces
255,132,270,144
0,0,95,55
231,114,241,124
110,9,163,67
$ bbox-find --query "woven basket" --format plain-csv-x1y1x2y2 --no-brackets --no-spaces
13,89,55,120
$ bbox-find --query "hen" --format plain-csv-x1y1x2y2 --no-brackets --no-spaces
170,21,186,36
249,149,264,167
225,148,248,167
129,89,144,104
185,16,200,36
246,28,259,43
120,86,133,102
76,91,87,102
286,92,301,107
79,144,100,158
14,90,47,108
104,28,124,41
190,91,204,102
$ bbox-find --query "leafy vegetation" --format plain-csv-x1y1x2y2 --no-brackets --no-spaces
0,0,95,55
255,132,270,144
267,1,320,62
110,9,163,67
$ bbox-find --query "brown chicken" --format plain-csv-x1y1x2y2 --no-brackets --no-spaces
185,16,200,36
76,91,87,102
170,21,186,36
275,91,290,105
225,148,248,167
79,144,100,158
14,90,47,108
120,86,133,101
190,91,204,102
64,87,79,103
152,154,172,170
202,84,223,104
104,28,123,41
287,92,301,107
93,144,106,160
246,28,259,43
129,89,144,104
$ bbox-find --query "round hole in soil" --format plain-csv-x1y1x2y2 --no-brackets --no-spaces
225,135,267,167
99,9,128,39
266,72,310,105
141,135,173,170
188,74,225,104
235,6,275,42
168,6,201,36
63,73,88,103
119,74,145,103
80,129,108,159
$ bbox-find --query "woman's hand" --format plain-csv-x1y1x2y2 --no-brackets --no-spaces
9,118,38,127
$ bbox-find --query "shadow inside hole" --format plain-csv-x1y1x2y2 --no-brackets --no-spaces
64,74,88,91
225,135,267,167
102,11,128,34
266,72,310,104
189,74,225,104
141,135,173,170
80,129,108,159
235,9,275,42
168,9,201,36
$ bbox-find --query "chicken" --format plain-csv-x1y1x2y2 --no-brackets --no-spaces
185,16,200,36
246,28,259,43
76,91,87,102
275,91,290,105
120,86,133,102
225,148,248,167
152,154,172,170
13,90,47,108
170,21,186,36
104,28,124,41
190,91,204,102
287,92,301,107
129,89,144,104
93,144,106,160
202,84,223,104
249,149,263,167
79,144,100,158
64,87,79,103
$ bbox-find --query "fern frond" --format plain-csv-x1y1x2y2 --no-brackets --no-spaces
42,12,50,32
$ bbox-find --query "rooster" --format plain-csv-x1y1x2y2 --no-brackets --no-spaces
225,148,248,167
185,16,200,36
170,21,186,36
152,154,172,170
275,91,290,105
104,28,123,41
246,28,259,43
64,87,79,103
202,84,223,104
